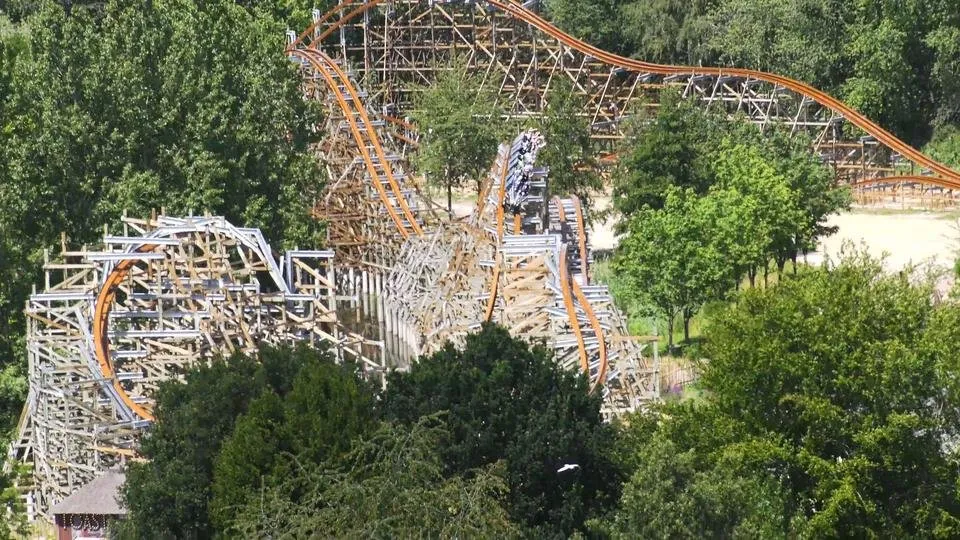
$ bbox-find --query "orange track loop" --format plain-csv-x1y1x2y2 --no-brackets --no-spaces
291,49,412,238
93,245,160,422
513,214,522,234
307,49,423,236
306,0,960,189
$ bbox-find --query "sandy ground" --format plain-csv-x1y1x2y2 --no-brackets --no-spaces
454,195,957,274
808,211,958,272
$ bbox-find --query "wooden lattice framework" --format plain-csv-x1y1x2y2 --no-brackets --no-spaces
10,215,378,517
290,0,960,201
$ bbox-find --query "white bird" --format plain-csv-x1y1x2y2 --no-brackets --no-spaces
557,463,580,473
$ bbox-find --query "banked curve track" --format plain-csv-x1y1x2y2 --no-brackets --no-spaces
290,0,960,190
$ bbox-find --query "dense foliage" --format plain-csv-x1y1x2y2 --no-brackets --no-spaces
0,0,322,443
116,326,621,537
605,254,960,538
545,0,960,147
118,345,371,539
233,417,520,538
381,323,620,538
612,92,849,346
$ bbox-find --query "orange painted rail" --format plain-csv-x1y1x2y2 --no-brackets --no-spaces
290,48,420,239
553,197,607,387
93,245,160,422
297,0,960,190
557,244,590,375
484,153,512,322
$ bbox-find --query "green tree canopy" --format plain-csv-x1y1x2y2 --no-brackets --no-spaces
119,345,339,539
613,92,717,221
231,417,521,538
412,56,505,213
0,0,324,438
210,348,376,532
380,323,620,538
607,254,960,537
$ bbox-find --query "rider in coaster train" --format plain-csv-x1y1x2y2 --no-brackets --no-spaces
504,131,543,215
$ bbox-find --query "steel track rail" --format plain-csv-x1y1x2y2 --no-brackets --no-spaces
93,244,159,422
557,243,590,375
484,157,511,322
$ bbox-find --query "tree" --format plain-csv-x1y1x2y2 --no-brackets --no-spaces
118,345,323,539
0,461,28,538
412,56,504,214
605,411,794,539
210,348,376,532
925,124,960,170
708,0,847,89
380,323,620,538
619,0,716,65
535,77,603,218
0,14,30,442
607,253,960,537
612,91,716,224
612,187,734,348
543,0,621,52
231,417,521,538
0,0,325,439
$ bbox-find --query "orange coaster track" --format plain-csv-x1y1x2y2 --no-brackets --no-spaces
291,0,960,191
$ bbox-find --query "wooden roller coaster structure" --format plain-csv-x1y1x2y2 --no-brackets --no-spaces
17,0,960,521
291,0,960,203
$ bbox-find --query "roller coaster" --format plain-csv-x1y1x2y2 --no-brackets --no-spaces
13,0,960,520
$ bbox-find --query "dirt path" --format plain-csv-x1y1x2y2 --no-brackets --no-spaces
808,211,957,271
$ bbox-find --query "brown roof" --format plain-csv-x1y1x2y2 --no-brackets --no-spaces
50,471,126,516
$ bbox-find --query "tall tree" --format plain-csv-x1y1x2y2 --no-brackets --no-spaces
119,345,324,539
536,77,602,217
612,91,716,224
619,0,716,65
607,253,960,537
542,0,622,52
380,323,620,538
412,56,504,214
0,0,325,438
613,187,734,348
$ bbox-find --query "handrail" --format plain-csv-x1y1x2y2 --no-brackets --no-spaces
289,49,411,238
303,0,960,188
301,48,423,236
